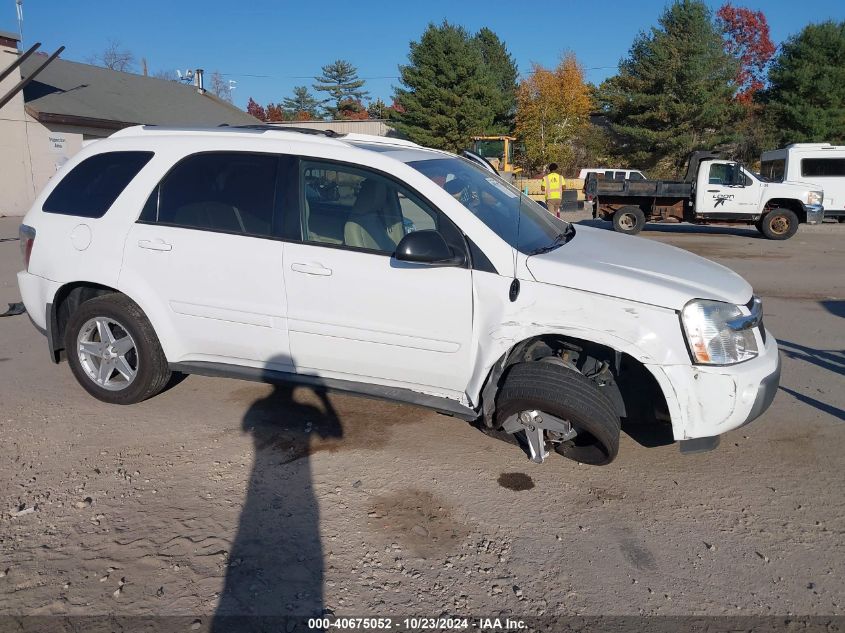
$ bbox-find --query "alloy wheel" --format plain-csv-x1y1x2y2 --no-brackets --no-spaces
76,317,138,391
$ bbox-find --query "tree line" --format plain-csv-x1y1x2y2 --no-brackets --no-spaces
87,1,844,179
252,1,842,179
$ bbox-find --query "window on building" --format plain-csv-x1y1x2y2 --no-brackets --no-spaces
140,153,281,237
43,151,153,218
801,158,845,178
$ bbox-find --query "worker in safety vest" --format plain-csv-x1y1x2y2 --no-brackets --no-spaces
540,163,565,218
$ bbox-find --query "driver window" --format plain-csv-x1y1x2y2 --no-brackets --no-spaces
300,161,461,256
708,163,729,185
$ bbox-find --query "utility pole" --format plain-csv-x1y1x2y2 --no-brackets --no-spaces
16,0,24,47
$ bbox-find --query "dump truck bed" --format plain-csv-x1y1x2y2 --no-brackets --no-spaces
585,177,692,199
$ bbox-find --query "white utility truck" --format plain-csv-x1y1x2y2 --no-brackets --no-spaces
761,143,845,222
586,151,825,239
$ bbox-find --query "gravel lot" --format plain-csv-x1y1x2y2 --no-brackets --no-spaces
0,213,842,623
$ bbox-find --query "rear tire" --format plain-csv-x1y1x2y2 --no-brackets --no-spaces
760,208,799,240
495,362,621,465
65,294,171,405
612,206,646,235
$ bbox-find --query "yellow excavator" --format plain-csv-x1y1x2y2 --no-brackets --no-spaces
469,136,521,178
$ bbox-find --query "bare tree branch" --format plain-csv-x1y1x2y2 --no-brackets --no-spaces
88,40,136,72
208,71,232,103
152,69,179,82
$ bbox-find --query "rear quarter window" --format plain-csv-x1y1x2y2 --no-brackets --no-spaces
42,151,154,218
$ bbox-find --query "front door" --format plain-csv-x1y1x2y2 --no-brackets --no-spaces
698,163,761,215
121,152,293,369
282,159,474,396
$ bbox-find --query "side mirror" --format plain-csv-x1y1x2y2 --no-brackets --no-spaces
394,230,464,267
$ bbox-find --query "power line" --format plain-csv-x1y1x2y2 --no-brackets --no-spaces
218,67,619,80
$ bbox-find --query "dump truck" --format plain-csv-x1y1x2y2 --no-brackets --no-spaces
585,151,825,240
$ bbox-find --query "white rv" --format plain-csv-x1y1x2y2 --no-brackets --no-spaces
761,143,845,221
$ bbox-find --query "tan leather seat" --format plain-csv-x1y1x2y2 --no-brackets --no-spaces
344,179,404,252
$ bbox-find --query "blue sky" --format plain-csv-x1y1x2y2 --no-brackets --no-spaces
5,0,843,110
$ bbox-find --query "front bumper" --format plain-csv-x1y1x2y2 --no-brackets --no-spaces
648,327,781,442
803,203,824,224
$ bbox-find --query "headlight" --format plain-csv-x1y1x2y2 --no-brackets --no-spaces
681,299,759,365
807,191,823,205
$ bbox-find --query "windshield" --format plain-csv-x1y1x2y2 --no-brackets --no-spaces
407,157,570,255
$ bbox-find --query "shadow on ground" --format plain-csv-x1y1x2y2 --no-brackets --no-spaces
576,218,763,239
779,386,845,423
820,300,845,319
778,339,845,378
212,379,341,630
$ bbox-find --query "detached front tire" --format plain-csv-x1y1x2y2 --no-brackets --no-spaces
495,362,621,465
612,206,646,235
760,208,799,240
65,294,171,405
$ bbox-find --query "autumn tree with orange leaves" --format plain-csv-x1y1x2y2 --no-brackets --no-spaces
515,54,593,175
717,3,776,104
716,3,777,163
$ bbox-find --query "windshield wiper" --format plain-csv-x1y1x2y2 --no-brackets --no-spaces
527,224,575,255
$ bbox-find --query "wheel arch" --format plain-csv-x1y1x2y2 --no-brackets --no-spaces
764,199,805,223
476,333,671,433
49,281,171,363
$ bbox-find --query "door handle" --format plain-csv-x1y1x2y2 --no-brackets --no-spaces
706,189,720,193
138,238,172,251
291,262,332,276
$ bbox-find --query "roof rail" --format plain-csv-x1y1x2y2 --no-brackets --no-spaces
342,133,421,147
224,124,346,138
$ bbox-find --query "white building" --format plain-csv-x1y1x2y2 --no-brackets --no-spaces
0,30,257,216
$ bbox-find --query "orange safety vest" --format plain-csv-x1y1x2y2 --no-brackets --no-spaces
542,173,564,200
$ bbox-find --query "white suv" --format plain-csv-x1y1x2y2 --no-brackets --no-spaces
16,126,781,465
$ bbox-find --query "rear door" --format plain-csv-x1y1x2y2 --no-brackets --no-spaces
121,152,295,369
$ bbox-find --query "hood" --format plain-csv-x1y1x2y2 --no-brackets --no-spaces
525,225,752,310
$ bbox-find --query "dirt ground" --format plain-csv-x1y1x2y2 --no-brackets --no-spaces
0,213,842,625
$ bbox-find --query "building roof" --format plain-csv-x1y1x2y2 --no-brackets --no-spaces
21,56,257,129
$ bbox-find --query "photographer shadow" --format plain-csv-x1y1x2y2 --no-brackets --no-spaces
213,377,342,631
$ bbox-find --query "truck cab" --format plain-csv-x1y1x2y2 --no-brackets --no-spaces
693,159,824,238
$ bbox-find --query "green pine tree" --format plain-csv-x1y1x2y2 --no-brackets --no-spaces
597,0,740,176
281,86,321,118
474,27,519,132
764,21,845,146
313,60,370,119
367,98,397,120
394,21,498,152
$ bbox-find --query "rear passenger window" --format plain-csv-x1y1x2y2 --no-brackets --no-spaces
43,151,153,218
140,153,281,237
